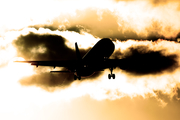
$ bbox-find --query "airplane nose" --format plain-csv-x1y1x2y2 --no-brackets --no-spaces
100,38,115,56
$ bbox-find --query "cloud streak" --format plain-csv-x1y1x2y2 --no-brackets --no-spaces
1,0,180,102
31,1,180,41
10,28,180,100
1,1,180,119
13,32,77,60
113,45,178,75
12,29,101,91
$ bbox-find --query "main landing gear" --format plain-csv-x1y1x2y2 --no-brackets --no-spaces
108,68,115,79
74,75,81,80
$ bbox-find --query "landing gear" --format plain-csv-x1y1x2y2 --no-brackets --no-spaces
108,68,115,79
112,74,115,79
108,74,111,79
74,75,81,80
78,76,81,80
108,74,115,79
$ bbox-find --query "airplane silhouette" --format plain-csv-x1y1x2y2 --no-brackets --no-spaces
16,38,123,80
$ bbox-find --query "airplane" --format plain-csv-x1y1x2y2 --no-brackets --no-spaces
15,38,123,80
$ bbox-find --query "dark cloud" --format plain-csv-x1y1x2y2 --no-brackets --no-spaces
13,33,77,90
67,25,89,34
148,0,180,9
146,32,165,41
13,32,88,60
19,70,74,92
112,45,178,75
150,0,168,5
149,0,180,6
144,21,166,41
19,69,102,92
13,30,180,91
176,32,180,39
175,87,180,99
13,32,102,91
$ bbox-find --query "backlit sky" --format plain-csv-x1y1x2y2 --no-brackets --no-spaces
1,0,180,120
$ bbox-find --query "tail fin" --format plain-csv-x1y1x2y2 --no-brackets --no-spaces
75,42,82,60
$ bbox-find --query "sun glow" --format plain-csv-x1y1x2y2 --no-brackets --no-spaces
4,27,180,103
1,0,180,120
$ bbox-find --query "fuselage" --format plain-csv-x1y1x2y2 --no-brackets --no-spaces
75,38,115,78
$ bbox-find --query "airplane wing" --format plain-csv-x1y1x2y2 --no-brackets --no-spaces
15,59,124,72
15,60,78,68
15,59,124,68
15,42,82,69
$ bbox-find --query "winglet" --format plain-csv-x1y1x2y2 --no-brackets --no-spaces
75,42,82,60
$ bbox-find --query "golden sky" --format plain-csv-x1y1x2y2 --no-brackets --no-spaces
1,0,180,120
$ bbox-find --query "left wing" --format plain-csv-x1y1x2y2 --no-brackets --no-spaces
15,60,78,68
15,59,124,69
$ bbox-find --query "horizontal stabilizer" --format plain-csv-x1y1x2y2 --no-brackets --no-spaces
50,71,72,73
14,61,30,63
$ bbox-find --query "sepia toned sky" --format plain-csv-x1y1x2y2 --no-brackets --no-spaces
1,0,180,120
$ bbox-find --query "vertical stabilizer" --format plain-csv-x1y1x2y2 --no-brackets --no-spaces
75,42,82,60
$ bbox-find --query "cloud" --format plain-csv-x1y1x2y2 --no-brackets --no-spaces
151,0,168,5
2,1,180,117
112,45,178,75
9,28,180,104
29,5,180,41
13,31,102,91
11,29,180,93
30,8,142,40
114,0,180,5
19,69,103,92
13,32,87,60
19,70,74,91
148,0,180,6
30,8,120,38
